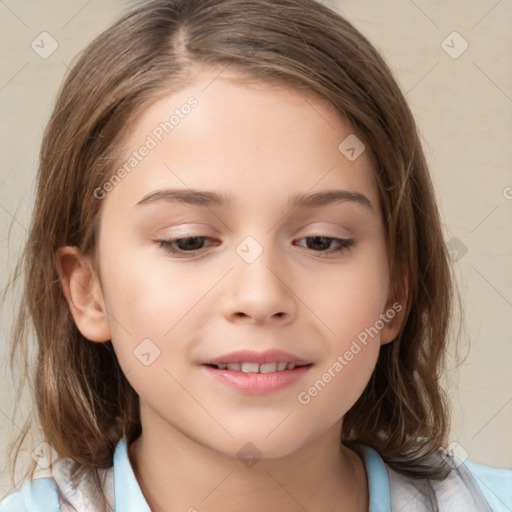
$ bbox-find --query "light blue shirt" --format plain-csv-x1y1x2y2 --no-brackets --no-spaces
1,438,510,511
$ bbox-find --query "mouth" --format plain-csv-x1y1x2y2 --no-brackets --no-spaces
204,361,311,373
200,349,314,395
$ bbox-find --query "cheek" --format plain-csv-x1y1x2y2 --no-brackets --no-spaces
98,258,207,404
295,348,378,439
97,248,210,377
303,253,390,341
297,278,385,421
294,250,389,409
101,248,202,332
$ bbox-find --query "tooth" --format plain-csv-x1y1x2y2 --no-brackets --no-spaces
241,362,260,373
216,364,228,370
260,362,278,373
277,362,287,371
227,363,241,371
286,363,296,370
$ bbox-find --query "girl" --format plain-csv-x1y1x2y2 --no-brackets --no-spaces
1,0,510,510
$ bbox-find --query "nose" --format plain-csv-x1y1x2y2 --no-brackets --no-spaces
222,240,297,325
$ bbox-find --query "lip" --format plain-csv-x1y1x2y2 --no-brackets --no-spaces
201,364,312,395
202,349,311,366
200,349,313,396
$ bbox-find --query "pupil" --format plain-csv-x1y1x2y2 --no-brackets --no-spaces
179,237,203,250
308,236,330,250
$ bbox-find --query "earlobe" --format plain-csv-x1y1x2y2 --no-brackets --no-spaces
380,267,409,346
55,246,111,343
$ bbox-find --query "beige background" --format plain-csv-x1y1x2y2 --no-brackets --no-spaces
1,0,511,498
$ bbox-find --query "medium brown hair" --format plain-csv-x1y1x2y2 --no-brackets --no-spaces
4,0,457,507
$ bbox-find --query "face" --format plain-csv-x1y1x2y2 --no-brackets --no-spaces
72,70,402,459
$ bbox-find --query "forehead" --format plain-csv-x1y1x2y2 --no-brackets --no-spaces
102,70,379,214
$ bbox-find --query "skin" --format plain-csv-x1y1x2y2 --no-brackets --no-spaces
57,69,406,512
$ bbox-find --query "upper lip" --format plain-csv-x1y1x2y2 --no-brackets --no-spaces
202,349,312,366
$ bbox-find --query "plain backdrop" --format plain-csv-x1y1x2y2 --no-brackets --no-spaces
0,0,511,498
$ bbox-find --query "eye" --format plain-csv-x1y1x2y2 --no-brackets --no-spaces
294,236,355,256
156,235,355,258
156,236,218,257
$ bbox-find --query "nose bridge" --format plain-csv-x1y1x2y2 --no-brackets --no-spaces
225,234,295,322
234,234,286,292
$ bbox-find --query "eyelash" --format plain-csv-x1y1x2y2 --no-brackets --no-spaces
156,236,355,258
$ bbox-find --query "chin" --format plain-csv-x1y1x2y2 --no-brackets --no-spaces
205,425,318,463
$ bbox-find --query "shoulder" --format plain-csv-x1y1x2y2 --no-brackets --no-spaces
0,477,60,512
463,459,512,511
0,458,114,512
386,454,512,512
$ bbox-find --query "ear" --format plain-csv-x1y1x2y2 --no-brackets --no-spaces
55,246,111,342
380,265,409,346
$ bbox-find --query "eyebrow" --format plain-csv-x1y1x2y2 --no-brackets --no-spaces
134,188,374,212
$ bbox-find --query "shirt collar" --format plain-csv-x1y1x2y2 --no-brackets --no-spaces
358,445,393,512
112,438,391,511
113,438,151,511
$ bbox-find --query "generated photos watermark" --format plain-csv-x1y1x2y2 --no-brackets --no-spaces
93,96,199,200
297,301,402,405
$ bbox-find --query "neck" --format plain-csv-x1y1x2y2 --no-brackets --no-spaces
128,408,369,512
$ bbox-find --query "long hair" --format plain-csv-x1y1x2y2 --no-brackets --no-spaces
4,0,457,508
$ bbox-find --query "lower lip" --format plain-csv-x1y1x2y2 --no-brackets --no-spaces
201,365,312,395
